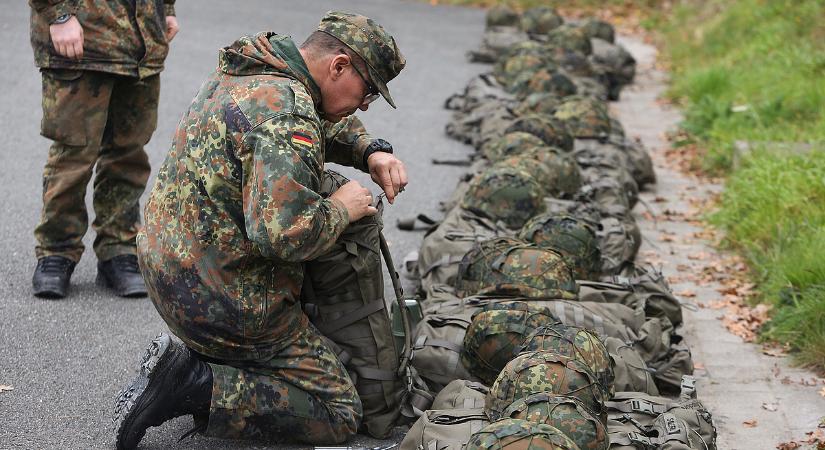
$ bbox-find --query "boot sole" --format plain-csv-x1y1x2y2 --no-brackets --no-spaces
96,273,147,298
113,334,176,450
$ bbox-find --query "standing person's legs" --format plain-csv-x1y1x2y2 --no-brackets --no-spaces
205,323,362,444
33,69,114,297
92,74,157,261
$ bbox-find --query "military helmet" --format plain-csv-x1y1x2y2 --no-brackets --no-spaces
552,95,611,141
461,167,544,229
465,419,581,450
504,114,574,152
518,214,601,279
494,53,555,87
517,323,614,399
486,351,604,421
461,301,560,384
494,146,582,199
503,40,547,59
515,92,565,116
481,131,547,162
581,18,615,43
520,6,564,35
546,24,593,55
455,237,579,299
486,4,521,28
502,393,609,450
509,69,577,100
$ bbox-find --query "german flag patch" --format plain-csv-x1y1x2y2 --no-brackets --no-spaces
291,131,314,148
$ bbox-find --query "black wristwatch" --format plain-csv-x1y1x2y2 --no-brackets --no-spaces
362,139,393,168
52,14,73,24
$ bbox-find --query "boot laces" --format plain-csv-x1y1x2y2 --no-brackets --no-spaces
38,257,73,275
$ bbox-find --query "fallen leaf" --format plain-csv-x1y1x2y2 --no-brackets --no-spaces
819,387,825,398
776,441,801,450
675,289,697,298
743,419,758,428
0,385,13,393
693,362,705,370
762,402,778,412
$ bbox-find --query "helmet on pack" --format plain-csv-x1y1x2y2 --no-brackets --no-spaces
547,24,593,55
515,92,565,116
486,351,604,421
494,53,554,87
517,323,614,399
502,393,609,450
520,6,564,35
510,69,578,100
504,114,574,152
465,419,581,450
553,95,611,141
481,131,547,162
486,4,521,28
518,213,601,279
494,146,582,199
461,167,544,229
461,301,560,384
455,237,578,299
581,18,615,43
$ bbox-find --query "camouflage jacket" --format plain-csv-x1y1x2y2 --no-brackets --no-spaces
138,33,377,361
29,0,175,78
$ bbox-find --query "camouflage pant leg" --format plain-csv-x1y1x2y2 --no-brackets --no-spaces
91,75,157,261
205,322,362,444
35,69,115,261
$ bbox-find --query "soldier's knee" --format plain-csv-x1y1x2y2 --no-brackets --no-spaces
325,391,362,444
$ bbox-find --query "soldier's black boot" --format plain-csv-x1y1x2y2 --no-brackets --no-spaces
97,254,147,298
113,334,213,450
32,256,76,299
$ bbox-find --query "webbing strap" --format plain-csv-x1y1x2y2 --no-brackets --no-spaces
415,336,463,354
313,298,386,336
606,399,670,416
609,432,653,447
463,397,484,409
420,254,464,277
353,365,397,381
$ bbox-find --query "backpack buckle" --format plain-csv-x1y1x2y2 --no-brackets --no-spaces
631,399,657,415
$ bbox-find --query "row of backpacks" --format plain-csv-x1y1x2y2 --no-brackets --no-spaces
394,5,718,450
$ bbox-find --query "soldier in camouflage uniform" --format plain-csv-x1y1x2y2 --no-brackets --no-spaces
29,0,179,298
112,11,407,450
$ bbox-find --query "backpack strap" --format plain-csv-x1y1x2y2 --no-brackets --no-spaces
606,398,672,416
420,254,465,278
306,298,386,336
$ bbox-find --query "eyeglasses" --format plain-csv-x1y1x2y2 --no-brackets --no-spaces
349,59,380,105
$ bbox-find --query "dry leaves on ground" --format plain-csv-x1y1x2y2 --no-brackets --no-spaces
777,428,825,450
0,385,13,393
743,419,758,428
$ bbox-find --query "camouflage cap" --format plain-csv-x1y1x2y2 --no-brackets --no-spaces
502,393,608,450
318,11,406,108
517,323,614,400
466,419,582,450
518,214,601,279
485,351,605,421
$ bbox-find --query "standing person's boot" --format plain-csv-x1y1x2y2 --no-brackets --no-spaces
113,333,213,450
32,256,76,299
97,254,147,298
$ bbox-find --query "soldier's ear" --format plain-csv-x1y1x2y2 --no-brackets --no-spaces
329,54,350,81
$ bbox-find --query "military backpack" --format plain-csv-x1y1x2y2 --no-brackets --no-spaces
399,408,490,450
466,419,582,450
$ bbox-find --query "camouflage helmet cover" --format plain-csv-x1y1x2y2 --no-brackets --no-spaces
581,18,616,43
494,146,581,199
552,95,611,140
520,6,564,35
486,4,522,28
518,213,601,279
461,167,544,229
318,11,406,108
455,237,579,299
466,419,582,450
504,114,574,152
502,393,609,450
546,24,593,55
486,351,604,421
481,131,547,162
517,323,614,399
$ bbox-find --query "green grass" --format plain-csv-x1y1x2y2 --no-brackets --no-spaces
662,0,825,370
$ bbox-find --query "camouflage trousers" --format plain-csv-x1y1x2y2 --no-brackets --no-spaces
203,322,362,444
35,69,157,262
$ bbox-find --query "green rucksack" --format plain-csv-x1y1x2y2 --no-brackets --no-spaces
455,237,579,299
469,27,530,63
410,310,482,393
461,167,545,230
461,301,560,384
597,215,642,276
417,206,512,295
486,351,606,422
466,419,582,450
301,170,403,438
604,337,659,395
517,323,614,400
399,408,491,450
502,393,609,450
518,214,601,280
608,413,711,450
432,379,490,410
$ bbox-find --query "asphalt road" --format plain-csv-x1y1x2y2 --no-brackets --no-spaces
0,2,485,449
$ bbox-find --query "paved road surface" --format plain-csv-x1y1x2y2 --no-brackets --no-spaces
0,2,484,449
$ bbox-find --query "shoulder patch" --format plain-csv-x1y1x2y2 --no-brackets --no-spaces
291,131,314,148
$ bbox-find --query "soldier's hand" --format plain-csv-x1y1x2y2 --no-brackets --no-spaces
367,152,408,204
165,16,179,42
50,16,84,60
329,180,378,222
